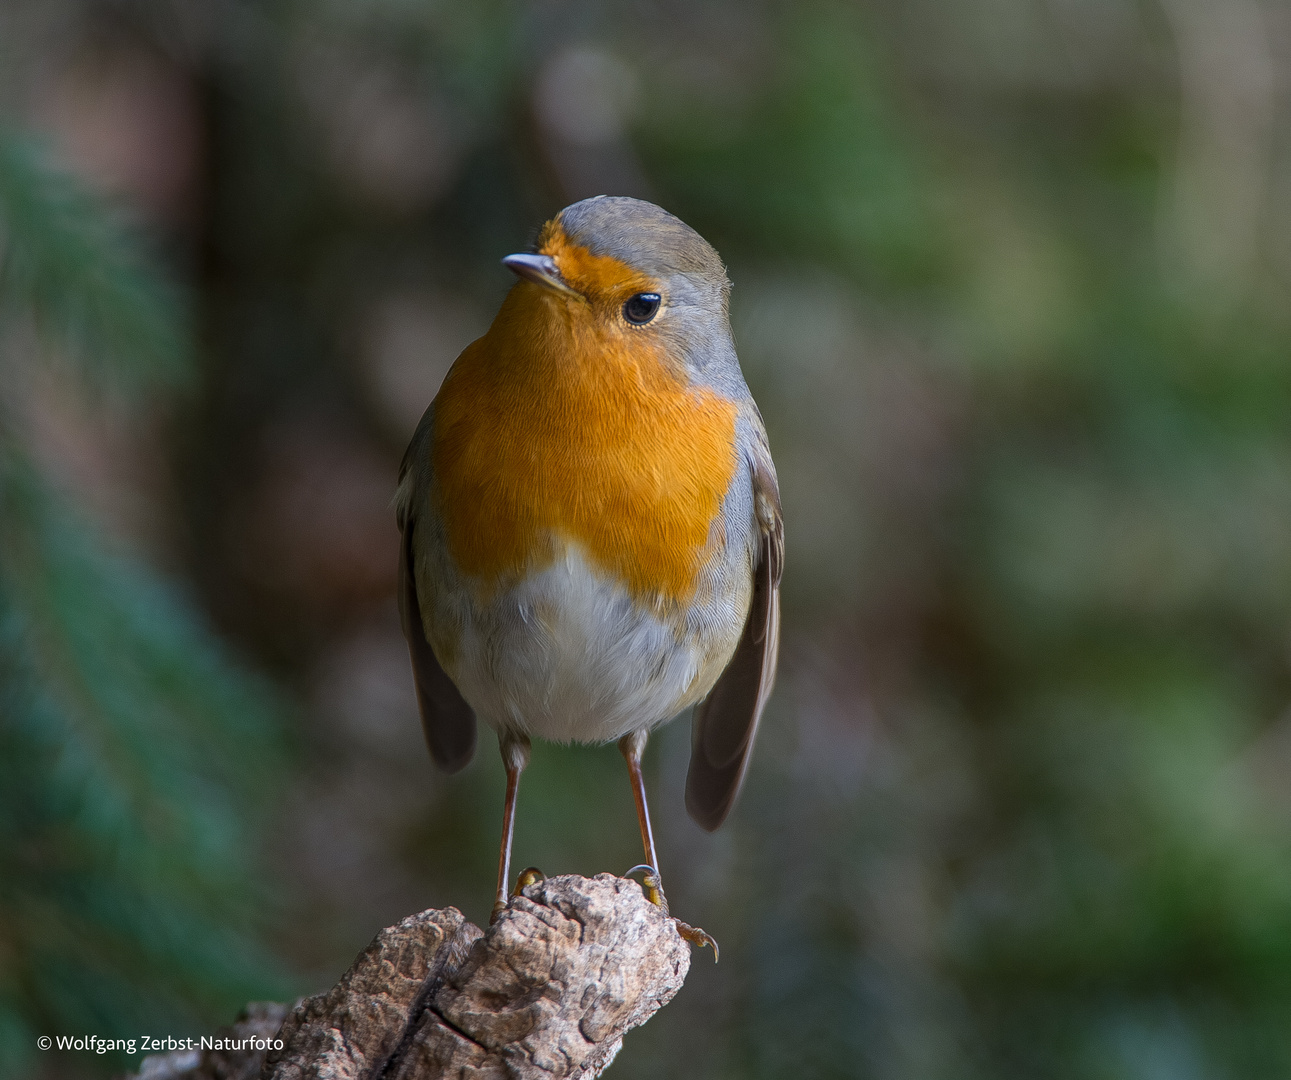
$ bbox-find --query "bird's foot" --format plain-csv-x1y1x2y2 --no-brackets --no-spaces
490,867,545,925
514,866,546,895
673,920,720,961
625,864,719,962
625,864,668,912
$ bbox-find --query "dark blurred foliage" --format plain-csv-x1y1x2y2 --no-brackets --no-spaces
0,136,290,1078
4,0,1291,1077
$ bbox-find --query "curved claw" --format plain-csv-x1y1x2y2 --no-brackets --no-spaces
623,866,719,961
674,919,720,963
490,867,546,926
624,864,668,913
513,866,545,896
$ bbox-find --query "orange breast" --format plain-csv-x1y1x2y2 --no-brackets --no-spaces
431,280,738,607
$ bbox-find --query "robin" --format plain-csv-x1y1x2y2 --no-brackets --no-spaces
396,196,782,956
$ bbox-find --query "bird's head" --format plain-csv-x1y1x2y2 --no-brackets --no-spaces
495,196,739,389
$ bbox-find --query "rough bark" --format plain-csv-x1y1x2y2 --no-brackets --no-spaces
132,873,691,1080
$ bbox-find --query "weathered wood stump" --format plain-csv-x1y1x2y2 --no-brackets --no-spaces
134,874,692,1080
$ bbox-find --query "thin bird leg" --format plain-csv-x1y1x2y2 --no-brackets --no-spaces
492,732,531,924
619,729,661,887
619,729,721,962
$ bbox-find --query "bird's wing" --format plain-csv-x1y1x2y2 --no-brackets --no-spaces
397,412,476,773
685,434,783,831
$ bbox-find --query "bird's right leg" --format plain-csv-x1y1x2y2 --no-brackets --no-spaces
492,731,531,924
619,729,663,903
619,730,719,961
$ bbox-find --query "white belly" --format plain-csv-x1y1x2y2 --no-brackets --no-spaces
436,543,745,744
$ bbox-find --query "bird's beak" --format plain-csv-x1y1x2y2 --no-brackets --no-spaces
502,253,582,298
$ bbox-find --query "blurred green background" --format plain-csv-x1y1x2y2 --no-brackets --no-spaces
3,0,1291,1076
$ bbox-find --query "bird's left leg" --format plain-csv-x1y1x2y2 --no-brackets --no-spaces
619,730,719,961
492,731,532,924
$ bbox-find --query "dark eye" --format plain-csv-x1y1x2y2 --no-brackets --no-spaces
623,292,661,325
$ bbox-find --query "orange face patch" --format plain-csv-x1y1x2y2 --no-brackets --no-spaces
536,220,654,300
430,228,737,606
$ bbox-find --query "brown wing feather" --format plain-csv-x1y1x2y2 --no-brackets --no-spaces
685,459,782,831
399,519,476,773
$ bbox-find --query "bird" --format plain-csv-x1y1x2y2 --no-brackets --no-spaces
396,195,782,956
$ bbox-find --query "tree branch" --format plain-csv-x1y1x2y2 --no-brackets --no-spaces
134,874,692,1080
